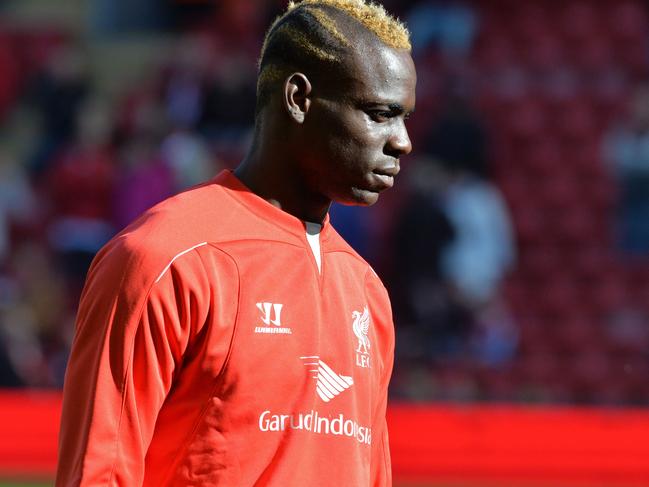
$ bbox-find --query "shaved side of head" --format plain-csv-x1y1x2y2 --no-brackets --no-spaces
256,0,411,114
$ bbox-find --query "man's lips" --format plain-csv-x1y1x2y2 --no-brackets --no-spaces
373,165,400,177
371,165,400,189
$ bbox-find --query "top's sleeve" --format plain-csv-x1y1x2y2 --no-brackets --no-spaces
365,268,395,487
55,240,238,486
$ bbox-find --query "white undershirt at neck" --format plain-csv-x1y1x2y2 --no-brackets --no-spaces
305,222,322,273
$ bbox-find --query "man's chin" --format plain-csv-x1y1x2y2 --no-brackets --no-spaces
340,188,380,206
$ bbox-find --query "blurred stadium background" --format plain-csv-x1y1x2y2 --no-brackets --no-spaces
0,0,649,485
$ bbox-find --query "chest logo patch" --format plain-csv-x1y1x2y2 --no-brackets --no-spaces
300,356,353,402
352,307,371,368
255,302,292,334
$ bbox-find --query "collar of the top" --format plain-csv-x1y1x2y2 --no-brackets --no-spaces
213,169,332,241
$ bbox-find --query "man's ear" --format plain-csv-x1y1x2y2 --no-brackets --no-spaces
283,72,312,124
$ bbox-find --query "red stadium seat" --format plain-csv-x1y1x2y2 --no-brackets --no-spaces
537,174,581,209
470,0,647,405
504,97,547,142
552,314,605,353
509,3,553,46
473,34,518,71
523,35,565,74
607,1,648,43
510,206,548,245
560,2,601,44
516,317,557,355
555,99,600,143
555,206,608,244
567,245,616,280
535,275,582,317
517,351,562,384
519,136,564,176
584,276,627,314
517,245,564,281
589,71,629,120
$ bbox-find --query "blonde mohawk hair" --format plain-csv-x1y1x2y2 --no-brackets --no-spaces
256,0,411,111
285,0,410,51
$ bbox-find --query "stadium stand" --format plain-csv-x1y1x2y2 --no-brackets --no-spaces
1,0,649,405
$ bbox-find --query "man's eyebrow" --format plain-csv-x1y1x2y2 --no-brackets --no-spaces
361,101,415,115
387,103,415,116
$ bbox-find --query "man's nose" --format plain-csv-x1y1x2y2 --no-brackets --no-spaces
386,120,412,157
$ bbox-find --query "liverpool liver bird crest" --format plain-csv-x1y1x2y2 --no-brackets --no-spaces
352,306,371,354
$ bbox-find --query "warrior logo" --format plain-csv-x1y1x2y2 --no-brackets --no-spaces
254,302,292,334
256,302,283,326
352,307,371,368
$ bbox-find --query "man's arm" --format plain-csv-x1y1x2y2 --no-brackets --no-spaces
55,240,228,486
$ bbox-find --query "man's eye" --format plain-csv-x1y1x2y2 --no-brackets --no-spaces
368,111,391,122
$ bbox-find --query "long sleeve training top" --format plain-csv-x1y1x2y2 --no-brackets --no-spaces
56,170,395,486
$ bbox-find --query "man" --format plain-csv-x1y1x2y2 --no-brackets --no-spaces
56,0,416,485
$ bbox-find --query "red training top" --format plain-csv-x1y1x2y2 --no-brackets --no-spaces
56,170,395,486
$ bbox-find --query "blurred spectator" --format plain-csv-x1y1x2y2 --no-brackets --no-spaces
470,298,518,367
45,97,116,289
160,128,217,191
157,36,256,164
113,135,174,232
89,0,169,36
113,84,174,230
0,271,24,387
0,149,39,264
603,84,649,254
1,241,68,387
389,158,471,363
210,0,272,55
198,51,257,150
163,37,213,130
440,161,518,367
27,43,90,177
425,86,489,178
158,39,222,188
329,203,372,261
440,166,515,306
390,89,517,401
406,2,477,57
0,29,20,122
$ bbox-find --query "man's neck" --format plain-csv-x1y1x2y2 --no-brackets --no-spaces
234,146,330,224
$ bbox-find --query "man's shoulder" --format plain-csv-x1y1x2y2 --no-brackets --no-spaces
125,181,231,250
91,179,244,289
